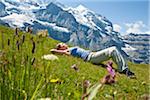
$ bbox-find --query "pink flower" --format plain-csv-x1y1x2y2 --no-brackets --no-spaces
106,61,116,78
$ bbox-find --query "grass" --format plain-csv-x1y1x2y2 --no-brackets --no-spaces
0,25,149,100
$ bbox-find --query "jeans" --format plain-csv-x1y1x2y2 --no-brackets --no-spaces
87,46,128,72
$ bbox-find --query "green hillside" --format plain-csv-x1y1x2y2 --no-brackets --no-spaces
0,25,149,100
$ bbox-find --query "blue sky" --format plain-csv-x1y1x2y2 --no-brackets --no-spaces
57,0,149,34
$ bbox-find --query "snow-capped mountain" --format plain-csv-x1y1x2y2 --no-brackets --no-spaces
0,1,8,17
0,0,148,63
63,4,113,34
122,33,150,64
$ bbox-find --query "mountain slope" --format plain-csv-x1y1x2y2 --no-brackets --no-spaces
0,25,149,99
0,1,8,17
122,33,150,64
0,1,124,49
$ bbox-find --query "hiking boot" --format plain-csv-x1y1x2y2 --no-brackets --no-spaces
122,68,136,78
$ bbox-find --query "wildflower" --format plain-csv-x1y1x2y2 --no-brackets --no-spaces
31,57,35,65
38,98,51,100
32,40,35,54
42,54,59,61
50,78,61,84
113,91,117,95
68,93,71,96
83,80,91,96
70,64,79,71
101,74,115,84
16,40,20,50
83,80,90,89
106,61,116,78
14,28,19,37
50,79,59,83
8,39,10,46
22,34,25,43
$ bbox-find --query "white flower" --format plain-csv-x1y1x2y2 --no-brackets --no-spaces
42,54,59,61
38,98,51,100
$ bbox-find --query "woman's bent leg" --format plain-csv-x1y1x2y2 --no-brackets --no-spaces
89,46,128,72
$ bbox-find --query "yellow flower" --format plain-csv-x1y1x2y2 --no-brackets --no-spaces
68,92,71,96
50,78,60,83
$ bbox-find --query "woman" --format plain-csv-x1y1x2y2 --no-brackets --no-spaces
51,43,135,77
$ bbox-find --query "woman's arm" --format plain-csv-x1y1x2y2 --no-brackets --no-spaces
50,49,70,55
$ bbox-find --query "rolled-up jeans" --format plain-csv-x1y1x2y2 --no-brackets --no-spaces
87,46,128,72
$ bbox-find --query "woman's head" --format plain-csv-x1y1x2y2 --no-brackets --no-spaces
56,43,68,50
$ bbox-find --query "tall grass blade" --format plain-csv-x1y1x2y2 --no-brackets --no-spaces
87,83,103,100
31,77,44,100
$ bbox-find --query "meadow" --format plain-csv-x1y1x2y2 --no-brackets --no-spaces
0,25,149,100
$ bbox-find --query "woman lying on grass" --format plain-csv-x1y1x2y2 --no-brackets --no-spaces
51,43,135,78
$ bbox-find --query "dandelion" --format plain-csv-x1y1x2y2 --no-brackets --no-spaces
50,78,61,84
50,79,59,83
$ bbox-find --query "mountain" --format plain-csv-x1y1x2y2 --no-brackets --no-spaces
0,0,148,63
0,1,8,17
32,2,127,52
122,33,150,64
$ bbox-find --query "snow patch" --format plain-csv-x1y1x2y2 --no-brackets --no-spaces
65,5,97,29
37,20,70,33
75,5,89,13
122,44,137,51
0,13,34,27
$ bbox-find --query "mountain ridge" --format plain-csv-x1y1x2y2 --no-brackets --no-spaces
0,0,149,64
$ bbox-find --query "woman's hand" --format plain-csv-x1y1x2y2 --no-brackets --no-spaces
50,49,57,54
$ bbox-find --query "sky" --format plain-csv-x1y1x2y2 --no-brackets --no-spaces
56,0,149,35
